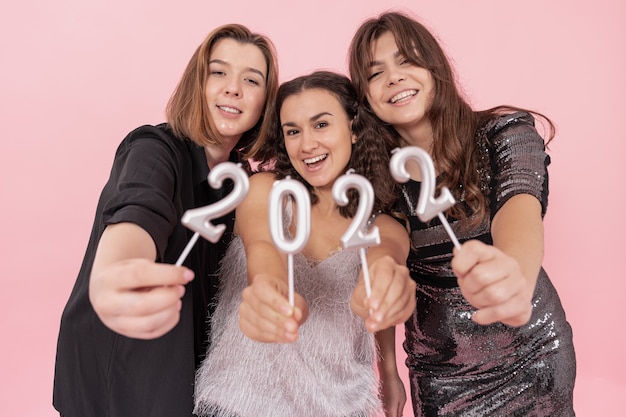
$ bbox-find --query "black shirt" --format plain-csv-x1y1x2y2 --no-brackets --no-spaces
53,124,236,417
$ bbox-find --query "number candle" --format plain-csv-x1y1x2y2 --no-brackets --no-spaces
269,176,311,306
389,147,461,249
332,169,380,298
176,162,250,266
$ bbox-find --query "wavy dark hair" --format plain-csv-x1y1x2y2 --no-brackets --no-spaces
253,71,398,218
349,11,554,224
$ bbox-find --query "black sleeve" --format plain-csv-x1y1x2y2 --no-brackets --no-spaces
100,126,182,260
487,112,550,218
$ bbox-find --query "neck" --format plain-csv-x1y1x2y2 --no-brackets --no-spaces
312,188,339,217
204,145,234,169
396,120,434,154
396,122,439,180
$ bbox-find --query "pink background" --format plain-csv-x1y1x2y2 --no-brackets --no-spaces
1,1,624,415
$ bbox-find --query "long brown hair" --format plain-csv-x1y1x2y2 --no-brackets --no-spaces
349,12,554,224
255,71,399,217
166,23,279,153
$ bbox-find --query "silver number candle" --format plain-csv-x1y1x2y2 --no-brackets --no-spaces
389,147,461,248
176,162,250,266
269,176,311,306
332,169,380,298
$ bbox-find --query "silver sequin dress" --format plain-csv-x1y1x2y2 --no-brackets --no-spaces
194,207,382,417
397,112,576,416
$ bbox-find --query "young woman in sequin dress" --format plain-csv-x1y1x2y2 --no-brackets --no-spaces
348,11,576,417
193,71,416,417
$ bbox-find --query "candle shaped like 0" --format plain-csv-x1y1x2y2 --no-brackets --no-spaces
269,176,311,306
176,162,250,266
389,146,461,249
332,170,380,298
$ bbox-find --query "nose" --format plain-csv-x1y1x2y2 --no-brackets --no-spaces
225,78,241,97
300,129,318,152
385,66,406,86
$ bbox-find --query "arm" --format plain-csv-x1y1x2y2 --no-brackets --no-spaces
89,222,194,339
451,193,543,326
237,173,308,343
351,214,415,332
376,326,406,417
451,115,548,326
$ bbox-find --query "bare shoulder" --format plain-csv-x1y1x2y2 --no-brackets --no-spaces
373,213,408,236
246,172,277,198
249,171,276,185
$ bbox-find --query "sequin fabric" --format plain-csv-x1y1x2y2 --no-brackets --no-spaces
397,113,576,416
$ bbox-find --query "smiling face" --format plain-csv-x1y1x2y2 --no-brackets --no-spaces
366,31,435,144
204,38,268,146
280,88,356,190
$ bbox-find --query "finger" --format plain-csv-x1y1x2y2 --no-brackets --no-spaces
250,275,294,317
119,261,195,290
472,298,532,327
451,240,497,277
368,266,414,330
109,301,183,339
457,256,513,296
238,300,298,343
461,279,507,310
240,287,300,340
461,258,526,310
375,266,413,321
107,284,186,318
291,293,307,324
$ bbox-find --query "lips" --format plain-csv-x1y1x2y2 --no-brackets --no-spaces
217,105,241,114
390,89,417,104
304,153,328,166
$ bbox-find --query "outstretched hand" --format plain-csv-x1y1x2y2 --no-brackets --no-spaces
351,255,416,332
89,258,194,339
451,240,535,327
239,273,309,343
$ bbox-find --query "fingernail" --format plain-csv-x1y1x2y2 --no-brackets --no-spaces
280,305,293,316
183,269,194,282
285,321,297,333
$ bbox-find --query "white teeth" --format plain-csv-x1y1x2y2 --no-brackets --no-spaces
218,106,241,114
304,154,328,164
390,90,417,103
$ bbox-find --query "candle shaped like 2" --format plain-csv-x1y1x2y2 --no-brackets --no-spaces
176,162,250,266
269,176,311,306
389,147,461,249
332,170,380,298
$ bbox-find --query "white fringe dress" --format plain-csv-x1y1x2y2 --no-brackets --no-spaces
194,218,382,417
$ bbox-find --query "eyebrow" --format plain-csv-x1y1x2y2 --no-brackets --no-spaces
281,111,333,128
368,50,402,67
208,59,266,79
